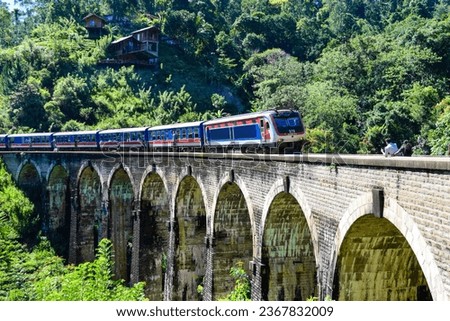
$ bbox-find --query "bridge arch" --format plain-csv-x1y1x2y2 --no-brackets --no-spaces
259,178,318,300
331,192,444,300
16,160,43,235
76,162,103,263
46,164,70,259
210,171,255,234
172,172,208,300
211,172,254,300
15,159,42,183
108,164,135,282
138,167,170,300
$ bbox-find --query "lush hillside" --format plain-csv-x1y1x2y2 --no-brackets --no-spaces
0,0,449,154
0,160,146,300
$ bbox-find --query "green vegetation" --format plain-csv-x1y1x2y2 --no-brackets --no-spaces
1,0,449,154
219,262,251,301
0,161,145,300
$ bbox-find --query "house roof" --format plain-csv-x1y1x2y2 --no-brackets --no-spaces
82,13,106,22
111,35,141,45
131,26,159,34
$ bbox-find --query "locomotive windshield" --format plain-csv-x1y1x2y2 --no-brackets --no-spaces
273,112,304,134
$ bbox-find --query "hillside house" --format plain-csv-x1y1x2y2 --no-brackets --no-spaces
104,26,160,66
83,13,107,39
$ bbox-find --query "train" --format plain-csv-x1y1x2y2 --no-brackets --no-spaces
0,109,305,153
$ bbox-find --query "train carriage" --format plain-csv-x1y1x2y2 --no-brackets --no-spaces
148,121,204,151
0,135,8,149
53,130,100,150
99,127,149,150
8,133,54,150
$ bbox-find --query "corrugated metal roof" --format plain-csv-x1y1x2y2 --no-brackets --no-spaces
82,13,106,22
111,35,135,44
131,26,159,34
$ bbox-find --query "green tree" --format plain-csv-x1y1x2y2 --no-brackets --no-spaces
429,97,450,155
219,262,251,301
48,74,92,127
0,5,13,48
31,239,146,301
8,82,48,131
243,48,311,111
302,81,359,153
0,161,36,241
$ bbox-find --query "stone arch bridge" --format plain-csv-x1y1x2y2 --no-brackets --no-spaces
1,151,449,301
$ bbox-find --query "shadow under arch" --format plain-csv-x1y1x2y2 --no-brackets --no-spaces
138,168,170,300
259,178,318,301
108,165,134,283
15,159,42,183
76,163,103,263
331,192,445,301
46,164,70,259
16,160,43,243
172,174,207,301
211,172,254,300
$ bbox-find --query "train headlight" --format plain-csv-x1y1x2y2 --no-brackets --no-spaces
277,138,284,143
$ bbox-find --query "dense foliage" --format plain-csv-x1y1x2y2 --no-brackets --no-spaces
219,262,251,301
0,0,449,154
0,161,146,300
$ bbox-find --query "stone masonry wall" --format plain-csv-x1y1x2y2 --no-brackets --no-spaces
1,152,449,301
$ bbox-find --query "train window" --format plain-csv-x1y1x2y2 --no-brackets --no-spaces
162,131,166,140
194,128,199,138
188,128,193,139
260,119,264,128
266,122,270,129
181,129,186,139
209,127,231,141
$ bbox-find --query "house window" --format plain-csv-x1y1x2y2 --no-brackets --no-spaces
89,20,95,27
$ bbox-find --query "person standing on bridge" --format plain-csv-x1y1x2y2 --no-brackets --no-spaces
394,140,413,156
381,138,398,157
